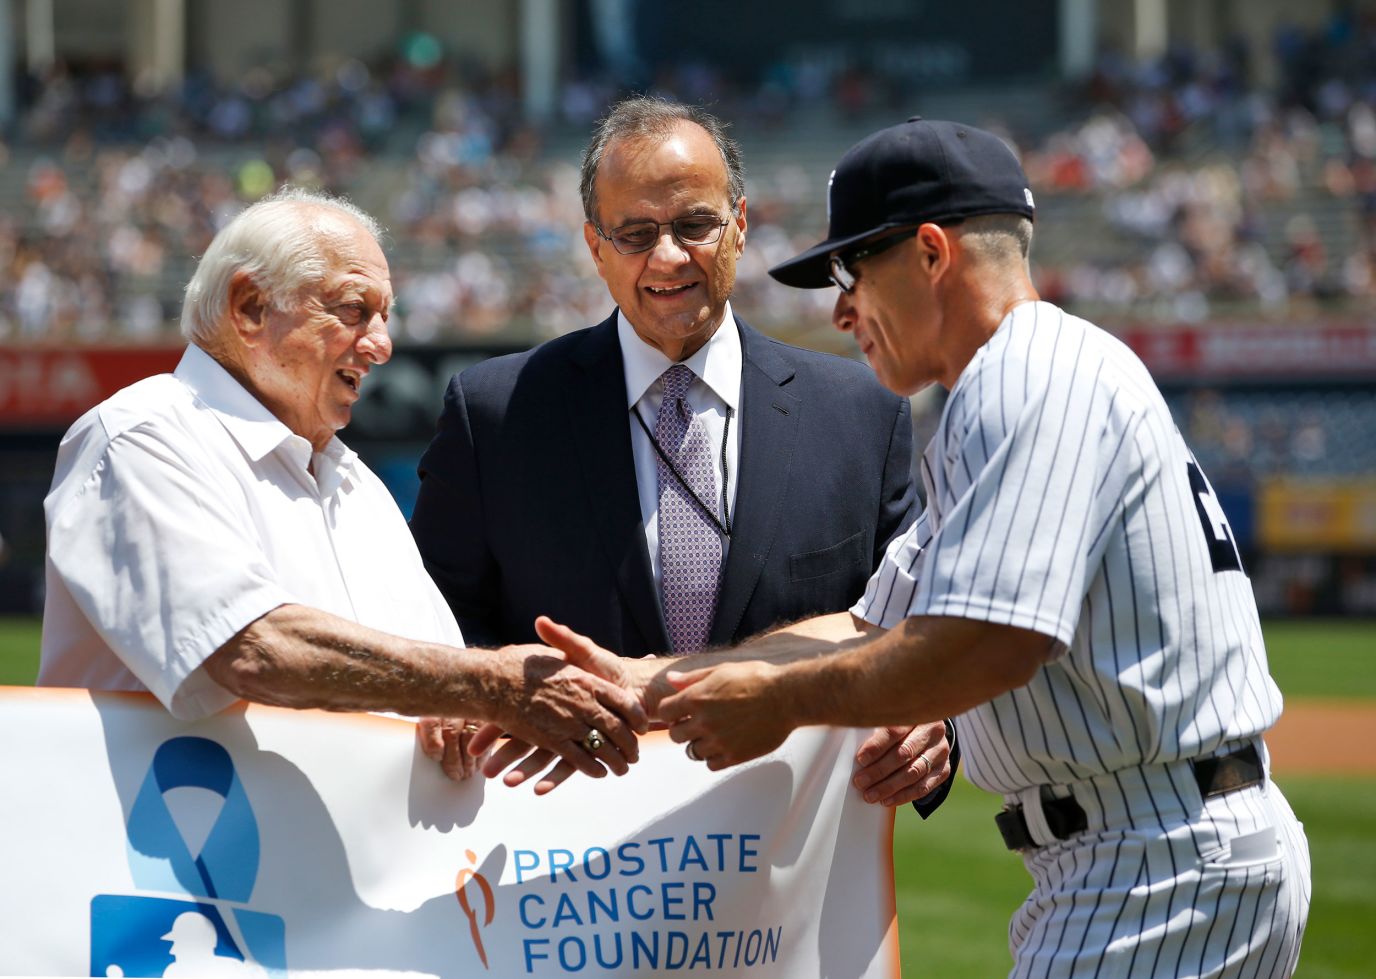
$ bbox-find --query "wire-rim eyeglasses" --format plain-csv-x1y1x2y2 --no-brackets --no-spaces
594,215,731,255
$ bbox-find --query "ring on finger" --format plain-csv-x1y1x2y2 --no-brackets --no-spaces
685,742,700,762
917,752,931,774
582,729,606,753
462,722,481,734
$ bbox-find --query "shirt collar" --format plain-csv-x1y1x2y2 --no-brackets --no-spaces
617,303,742,411
175,344,357,479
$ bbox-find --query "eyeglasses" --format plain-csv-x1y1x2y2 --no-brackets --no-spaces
594,215,730,255
828,227,920,293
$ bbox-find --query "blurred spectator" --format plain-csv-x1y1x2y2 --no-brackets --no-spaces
2,18,1376,342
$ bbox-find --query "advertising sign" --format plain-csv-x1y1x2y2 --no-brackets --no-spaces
0,689,898,977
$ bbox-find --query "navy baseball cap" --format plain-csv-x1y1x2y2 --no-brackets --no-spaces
769,117,1035,288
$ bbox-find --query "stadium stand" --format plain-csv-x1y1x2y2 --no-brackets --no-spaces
1171,386,1376,479
0,16,1373,617
1,19,1375,345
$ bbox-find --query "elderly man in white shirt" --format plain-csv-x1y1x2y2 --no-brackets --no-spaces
38,187,645,778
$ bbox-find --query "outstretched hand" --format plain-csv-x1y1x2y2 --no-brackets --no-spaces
468,616,659,794
455,617,649,787
657,660,793,770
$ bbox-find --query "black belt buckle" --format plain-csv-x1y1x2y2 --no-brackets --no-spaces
995,795,1087,852
1192,743,1264,798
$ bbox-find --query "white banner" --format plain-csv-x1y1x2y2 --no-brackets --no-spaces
0,688,898,978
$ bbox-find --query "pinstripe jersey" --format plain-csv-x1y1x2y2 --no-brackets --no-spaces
853,300,1284,795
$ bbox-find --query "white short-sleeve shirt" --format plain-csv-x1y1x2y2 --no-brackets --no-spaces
39,344,464,720
853,302,1283,794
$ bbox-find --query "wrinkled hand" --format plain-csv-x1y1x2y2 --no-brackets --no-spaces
852,721,950,806
657,661,792,770
416,717,491,781
469,616,653,793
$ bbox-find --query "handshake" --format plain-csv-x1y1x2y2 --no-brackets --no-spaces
417,614,953,806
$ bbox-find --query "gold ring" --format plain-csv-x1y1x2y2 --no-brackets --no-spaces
582,729,606,752
462,723,481,734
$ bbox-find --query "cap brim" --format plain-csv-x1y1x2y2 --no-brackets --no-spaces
767,226,895,289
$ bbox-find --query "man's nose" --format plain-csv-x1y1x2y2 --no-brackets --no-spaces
832,290,855,333
358,315,393,364
645,229,690,268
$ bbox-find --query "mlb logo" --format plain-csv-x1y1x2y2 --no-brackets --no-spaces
90,737,286,978
91,896,283,978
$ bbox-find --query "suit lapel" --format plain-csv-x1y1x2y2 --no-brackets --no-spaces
564,314,670,653
710,322,800,646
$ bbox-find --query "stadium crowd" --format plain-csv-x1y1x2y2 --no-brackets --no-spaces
1027,16,1376,318
2,15,1375,345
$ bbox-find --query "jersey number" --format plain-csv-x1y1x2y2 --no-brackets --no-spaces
1187,459,1243,573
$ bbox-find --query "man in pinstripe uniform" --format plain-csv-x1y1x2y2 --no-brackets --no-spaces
647,118,1311,976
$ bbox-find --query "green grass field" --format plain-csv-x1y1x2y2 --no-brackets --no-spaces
0,617,40,685
1263,619,1376,700
2,616,1372,976
892,617,1376,978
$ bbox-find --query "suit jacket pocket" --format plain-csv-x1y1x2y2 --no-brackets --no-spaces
789,530,867,582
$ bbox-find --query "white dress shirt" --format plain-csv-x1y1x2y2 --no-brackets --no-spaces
618,306,742,586
39,344,464,720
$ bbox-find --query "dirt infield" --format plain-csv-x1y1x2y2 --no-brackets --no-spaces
1268,699,1376,775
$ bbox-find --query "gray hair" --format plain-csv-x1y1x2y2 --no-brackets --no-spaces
579,96,745,225
955,214,1034,263
180,186,384,344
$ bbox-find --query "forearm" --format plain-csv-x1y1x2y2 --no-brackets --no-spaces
779,615,1051,729
625,612,867,711
658,612,870,669
740,611,875,658
205,603,517,717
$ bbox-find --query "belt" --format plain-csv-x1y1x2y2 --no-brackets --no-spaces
995,743,1264,852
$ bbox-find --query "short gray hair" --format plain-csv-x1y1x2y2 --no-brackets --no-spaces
579,96,745,225
956,214,1034,263
180,186,384,344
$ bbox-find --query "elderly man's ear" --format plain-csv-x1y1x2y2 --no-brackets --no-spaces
227,271,268,344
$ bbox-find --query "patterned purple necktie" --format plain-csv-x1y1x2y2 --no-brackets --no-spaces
655,364,723,653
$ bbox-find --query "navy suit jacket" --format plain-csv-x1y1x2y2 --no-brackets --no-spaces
411,313,917,653
409,313,958,815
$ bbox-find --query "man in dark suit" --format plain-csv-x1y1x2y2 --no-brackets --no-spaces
410,97,954,809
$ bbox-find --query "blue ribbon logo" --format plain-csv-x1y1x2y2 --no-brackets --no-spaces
91,737,286,978
126,736,260,901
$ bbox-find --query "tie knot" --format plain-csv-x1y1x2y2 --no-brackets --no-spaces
660,364,696,402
